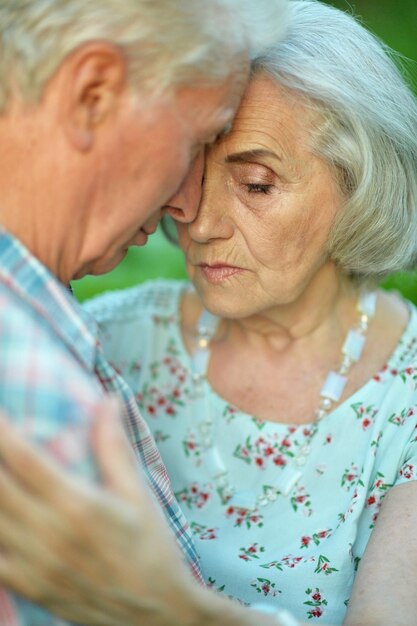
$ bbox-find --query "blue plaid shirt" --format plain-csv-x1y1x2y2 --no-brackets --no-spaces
0,231,202,626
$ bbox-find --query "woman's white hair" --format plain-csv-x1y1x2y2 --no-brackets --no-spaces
0,0,288,110
252,0,417,282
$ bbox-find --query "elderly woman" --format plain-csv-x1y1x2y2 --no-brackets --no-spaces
0,1,416,625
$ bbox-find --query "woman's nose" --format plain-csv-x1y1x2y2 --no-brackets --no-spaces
163,150,205,223
187,175,234,243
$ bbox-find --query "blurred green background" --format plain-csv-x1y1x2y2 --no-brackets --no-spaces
72,0,417,305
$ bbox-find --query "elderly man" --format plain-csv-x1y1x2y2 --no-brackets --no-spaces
0,0,288,625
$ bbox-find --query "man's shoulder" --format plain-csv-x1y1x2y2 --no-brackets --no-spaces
0,281,103,422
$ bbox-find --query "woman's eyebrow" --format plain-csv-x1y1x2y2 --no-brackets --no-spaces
225,149,282,164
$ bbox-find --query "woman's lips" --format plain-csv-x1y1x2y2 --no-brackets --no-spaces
198,263,243,283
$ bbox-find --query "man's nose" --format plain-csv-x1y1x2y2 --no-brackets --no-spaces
163,150,205,223
141,210,161,235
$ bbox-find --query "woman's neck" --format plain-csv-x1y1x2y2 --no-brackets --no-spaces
221,266,358,356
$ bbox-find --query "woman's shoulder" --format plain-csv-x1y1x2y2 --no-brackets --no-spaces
386,295,417,370
82,279,189,326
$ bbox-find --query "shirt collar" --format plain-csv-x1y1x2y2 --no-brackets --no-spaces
0,229,98,372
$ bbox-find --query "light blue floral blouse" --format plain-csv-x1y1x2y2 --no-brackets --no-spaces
85,280,417,625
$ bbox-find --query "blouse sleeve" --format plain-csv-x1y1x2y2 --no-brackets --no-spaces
394,417,417,486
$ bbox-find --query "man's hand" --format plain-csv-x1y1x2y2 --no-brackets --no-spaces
0,398,206,626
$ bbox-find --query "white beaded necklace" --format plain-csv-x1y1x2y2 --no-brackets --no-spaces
189,291,377,510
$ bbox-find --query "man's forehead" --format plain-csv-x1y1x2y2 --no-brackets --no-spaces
177,63,249,118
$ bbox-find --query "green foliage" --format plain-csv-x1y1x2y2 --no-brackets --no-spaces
72,230,186,302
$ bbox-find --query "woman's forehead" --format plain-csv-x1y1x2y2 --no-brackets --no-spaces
211,76,315,163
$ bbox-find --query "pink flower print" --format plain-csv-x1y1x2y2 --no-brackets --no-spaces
252,416,266,430
290,486,313,516
239,543,265,561
366,472,392,528
281,556,303,569
259,560,283,572
190,522,219,541
165,405,175,415
226,506,264,529
153,430,170,443
273,455,286,466
147,405,156,416
182,432,202,464
352,402,377,428
314,555,338,575
251,578,281,598
399,463,415,480
175,483,212,510
129,360,141,373
255,457,265,468
201,528,218,540
388,409,408,426
341,463,361,491
300,529,332,550
304,588,328,619
223,405,238,423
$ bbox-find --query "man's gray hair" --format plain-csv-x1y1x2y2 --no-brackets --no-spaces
0,0,288,110
252,0,417,283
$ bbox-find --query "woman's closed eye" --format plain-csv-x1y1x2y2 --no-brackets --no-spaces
245,182,274,194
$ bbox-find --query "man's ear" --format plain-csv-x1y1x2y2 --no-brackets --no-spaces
58,42,128,152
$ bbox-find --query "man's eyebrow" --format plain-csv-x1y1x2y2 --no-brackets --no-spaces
225,149,282,164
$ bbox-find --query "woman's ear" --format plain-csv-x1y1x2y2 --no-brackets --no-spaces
57,42,128,151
